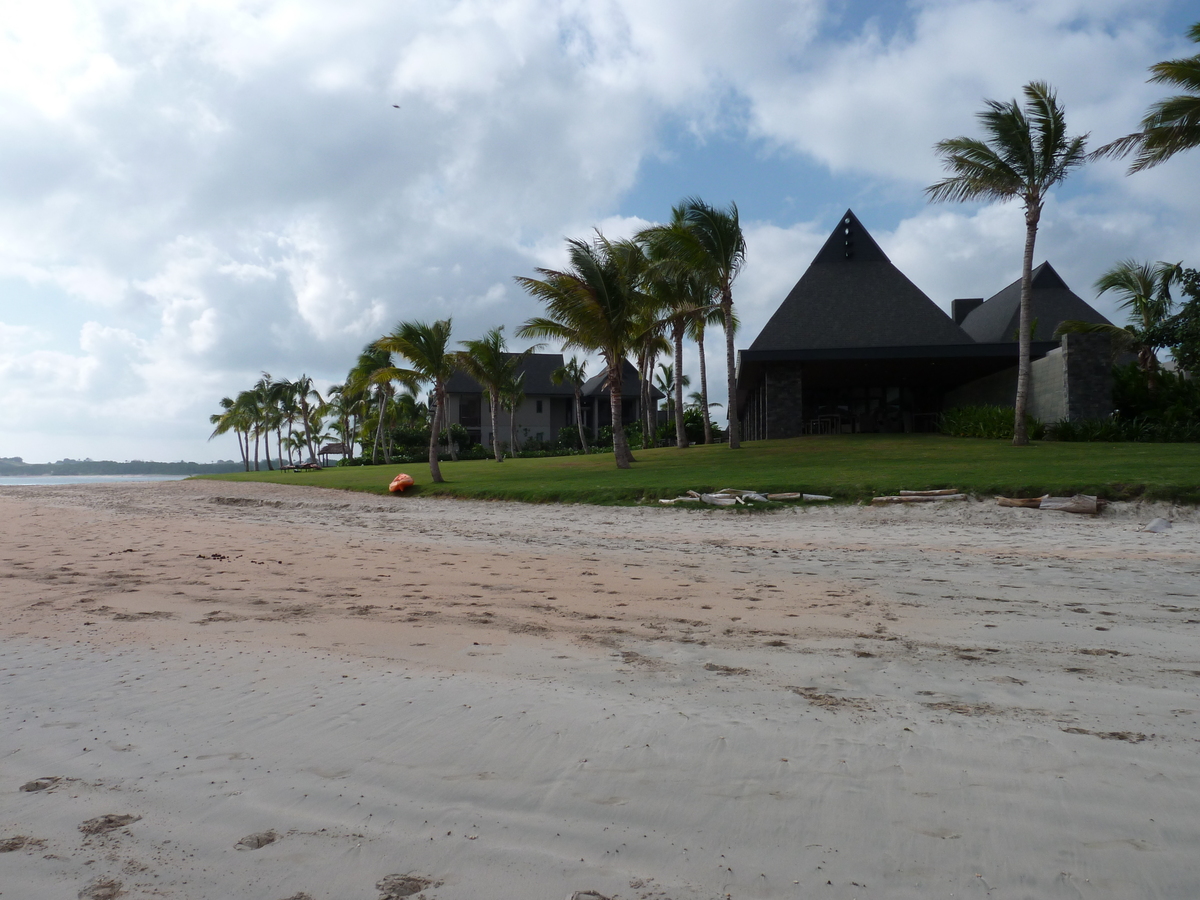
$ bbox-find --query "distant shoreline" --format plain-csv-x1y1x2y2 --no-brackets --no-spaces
0,460,242,477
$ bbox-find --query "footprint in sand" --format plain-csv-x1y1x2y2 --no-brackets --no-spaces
236,830,279,850
78,879,123,900
20,776,71,792
376,873,436,898
79,814,141,835
0,835,46,852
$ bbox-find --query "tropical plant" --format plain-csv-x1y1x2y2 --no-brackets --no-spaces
1161,267,1200,374
516,234,647,469
1055,259,1181,389
502,370,526,457
551,355,591,453
926,81,1087,446
290,375,325,463
641,198,747,448
654,362,690,441
457,326,533,462
374,319,456,483
208,396,250,470
1094,22,1200,172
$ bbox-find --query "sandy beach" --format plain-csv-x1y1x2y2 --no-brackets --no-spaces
2,479,1199,899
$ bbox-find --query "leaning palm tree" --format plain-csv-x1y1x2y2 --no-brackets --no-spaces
1094,22,1200,172
551,355,591,453
642,199,747,448
209,396,250,471
927,81,1087,446
457,327,535,462
516,234,646,469
1056,259,1181,390
375,319,456,483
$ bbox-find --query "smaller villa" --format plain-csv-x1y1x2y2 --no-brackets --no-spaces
445,355,661,449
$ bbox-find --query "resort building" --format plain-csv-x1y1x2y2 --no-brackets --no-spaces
445,354,661,450
736,210,1114,439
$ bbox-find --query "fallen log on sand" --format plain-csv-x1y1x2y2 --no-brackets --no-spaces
872,493,967,505
996,496,1046,508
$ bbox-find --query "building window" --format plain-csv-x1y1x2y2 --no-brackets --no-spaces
536,400,543,413
536,432,544,442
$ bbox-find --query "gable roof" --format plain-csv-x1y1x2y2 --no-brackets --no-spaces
960,261,1112,343
748,210,972,352
444,352,574,396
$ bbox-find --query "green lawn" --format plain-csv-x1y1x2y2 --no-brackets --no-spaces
199,434,1200,504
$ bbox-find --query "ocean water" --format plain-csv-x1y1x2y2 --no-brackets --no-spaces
0,474,193,486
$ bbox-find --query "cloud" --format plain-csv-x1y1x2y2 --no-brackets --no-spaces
0,0,1196,460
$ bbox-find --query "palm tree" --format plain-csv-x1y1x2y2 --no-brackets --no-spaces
654,362,690,444
209,396,250,470
550,355,590,453
375,319,456,483
1056,259,1182,390
687,306,727,444
516,234,646,469
346,344,417,463
926,81,1087,446
457,326,533,462
291,375,325,463
642,198,747,448
502,370,526,456
1094,22,1200,172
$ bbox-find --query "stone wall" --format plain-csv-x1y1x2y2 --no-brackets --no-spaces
765,366,805,438
945,333,1112,423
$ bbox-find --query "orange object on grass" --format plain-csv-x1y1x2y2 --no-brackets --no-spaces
388,473,414,493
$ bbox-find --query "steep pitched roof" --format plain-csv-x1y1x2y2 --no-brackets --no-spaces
960,261,1112,343
444,352,574,396
748,210,972,352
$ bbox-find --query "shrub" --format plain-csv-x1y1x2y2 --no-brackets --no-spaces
940,405,1044,440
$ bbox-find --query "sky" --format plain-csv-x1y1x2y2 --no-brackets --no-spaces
2,0,1198,463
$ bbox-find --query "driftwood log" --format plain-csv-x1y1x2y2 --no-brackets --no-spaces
872,493,967,505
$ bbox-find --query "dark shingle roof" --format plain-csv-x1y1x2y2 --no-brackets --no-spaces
444,352,574,396
960,261,1112,343
581,359,664,400
748,210,971,351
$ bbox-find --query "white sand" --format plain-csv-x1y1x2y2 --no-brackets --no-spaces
1,480,1199,899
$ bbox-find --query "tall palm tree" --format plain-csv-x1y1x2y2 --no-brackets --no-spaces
291,375,325,463
375,319,456,483
1056,259,1182,390
644,198,747,448
927,81,1087,446
516,235,646,469
1094,22,1200,172
550,356,590,453
687,306,728,444
457,326,534,462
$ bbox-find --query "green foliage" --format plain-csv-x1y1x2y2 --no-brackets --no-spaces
1162,268,1200,373
1049,417,1200,443
1112,362,1200,423
205,434,1200,505
940,406,1045,440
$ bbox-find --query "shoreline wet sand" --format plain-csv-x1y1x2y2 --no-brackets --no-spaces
2,480,1199,899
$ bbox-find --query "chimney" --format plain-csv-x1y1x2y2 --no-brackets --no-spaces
952,298,984,325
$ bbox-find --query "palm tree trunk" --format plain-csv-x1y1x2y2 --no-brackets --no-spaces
641,351,653,449
573,386,590,453
490,393,503,462
428,383,445,483
440,394,458,462
722,292,740,448
372,391,385,463
238,430,249,471
1013,206,1040,447
253,428,260,471
607,355,635,468
509,403,518,457
301,401,317,462
697,330,712,444
673,325,687,448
